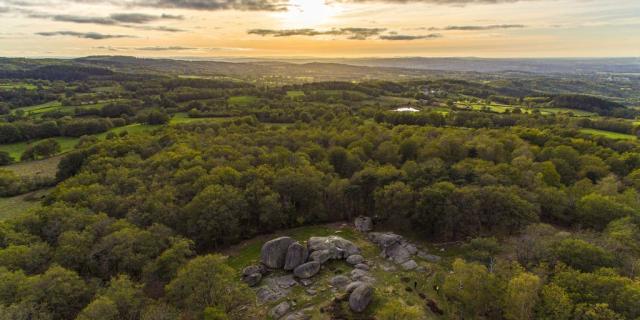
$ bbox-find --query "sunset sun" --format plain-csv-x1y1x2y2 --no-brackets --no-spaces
276,0,342,28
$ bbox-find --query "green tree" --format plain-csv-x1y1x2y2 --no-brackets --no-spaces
534,284,573,320
503,272,541,320
165,255,252,320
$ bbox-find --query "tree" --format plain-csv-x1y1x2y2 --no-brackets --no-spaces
77,275,147,320
19,265,91,320
554,239,616,272
373,181,414,222
503,272,541,320
443,259,497,318
575,193,636,230
0,151,13,166
21,138,61,161
534,284,573,320
184,185,248,248
165,255,252,320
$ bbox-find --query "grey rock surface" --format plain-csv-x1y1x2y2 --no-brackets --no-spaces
354,216,373,232
284,242,308,271
309,249,331,264
293,261,321,279
242,272,262,287
269,301,291,319
330,275,350,289
349,284,374,313
401,260,418,270
261,237,296,269
346,254,364,265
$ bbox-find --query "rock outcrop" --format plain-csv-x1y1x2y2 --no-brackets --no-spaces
261,237,296,269
308,236,359,259
349,283,374,313
293,261,321,279
284,242,308,271
354,216,373,232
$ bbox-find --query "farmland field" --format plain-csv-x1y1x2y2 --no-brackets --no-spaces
580,128,637,140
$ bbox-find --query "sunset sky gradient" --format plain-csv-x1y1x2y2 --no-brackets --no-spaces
0,0,638,58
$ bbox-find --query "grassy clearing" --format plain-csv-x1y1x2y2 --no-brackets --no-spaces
286,91,305,99
580,128,637,140
539,107,596,117
228,95,258,106
2,156,62,179
14,101,61,114
169,113,236,125
0,82,38,90
0,188,50,221
0,137,80,162
226,224,449,319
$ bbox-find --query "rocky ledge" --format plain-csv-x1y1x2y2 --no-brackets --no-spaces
243,235,375,318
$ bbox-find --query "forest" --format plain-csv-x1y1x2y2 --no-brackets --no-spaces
0,57,639,319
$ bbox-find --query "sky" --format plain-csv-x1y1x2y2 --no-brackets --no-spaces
0,0,638,58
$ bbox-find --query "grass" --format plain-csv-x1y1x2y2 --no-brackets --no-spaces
0,137,80,162
539,107,596,117
14,100,61,114
580,129,637,140
286,91,305,99
2,156,62,179
169,113,236,125
0,188,50,220
225,223,449,319
0,82,38,90
228,95,258,106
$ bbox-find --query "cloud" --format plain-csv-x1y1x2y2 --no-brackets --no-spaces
430,24,526,30
379,33,441,40
248,27,387,40
111,13,181,23
135,46,195,51
29,11,183,26
129,0,287,11
36,31,133,39
331,0,532,5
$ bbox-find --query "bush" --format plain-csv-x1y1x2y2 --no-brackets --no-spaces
21,139,61,161
0,152,13,166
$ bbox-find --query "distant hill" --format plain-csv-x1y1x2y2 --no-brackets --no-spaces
269,57,640,74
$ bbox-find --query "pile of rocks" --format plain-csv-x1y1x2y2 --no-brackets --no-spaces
243,235,376,317
368,232,440,270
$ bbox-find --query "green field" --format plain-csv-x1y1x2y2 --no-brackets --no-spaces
286,90,305,98
539,107,596,117
169,113,235,125
0,137,80,161
228,95,258,106
580,128,637,140
0,82,38,90
0,189,50,220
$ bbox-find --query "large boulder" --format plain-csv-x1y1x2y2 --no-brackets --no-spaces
330,275,350,289
269,301,291,319
368,232,403,249
309,249,332,264
401,260,418,270
346,254,364,265
354,216,373,232
261,237,296,269
284,242,308,271
349,284,374,313
242,264,266,276
385,243,412,264
308,236,359,259
242,272,262,287
293,261,321,279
